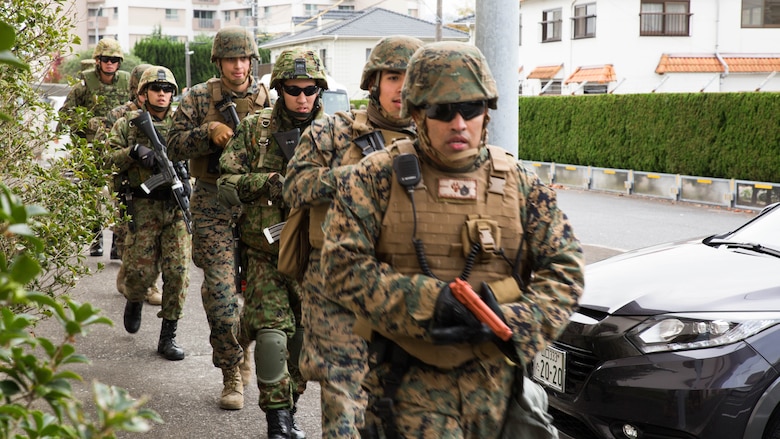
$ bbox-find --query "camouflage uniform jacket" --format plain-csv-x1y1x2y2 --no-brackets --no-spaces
105,99,142,129
321,144,585,368
167,76,268,163
283,109,415,248
104,109,175,191
58,69,131,137
220,103,324,252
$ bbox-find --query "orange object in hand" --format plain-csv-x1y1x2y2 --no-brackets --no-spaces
449,278,513,341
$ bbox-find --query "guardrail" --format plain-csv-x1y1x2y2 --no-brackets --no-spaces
522,161,780,211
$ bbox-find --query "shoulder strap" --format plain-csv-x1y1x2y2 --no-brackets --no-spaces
252,107,274,147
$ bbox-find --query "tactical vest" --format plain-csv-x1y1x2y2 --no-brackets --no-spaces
308,110,414,249
122,109,174,191
191,78,268,184
357,140,523,369
82,69,130,116
238,108,288,252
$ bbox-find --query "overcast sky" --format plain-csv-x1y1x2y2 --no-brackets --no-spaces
418,0,476,22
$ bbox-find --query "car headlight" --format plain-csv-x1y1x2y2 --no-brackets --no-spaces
627,314,780,354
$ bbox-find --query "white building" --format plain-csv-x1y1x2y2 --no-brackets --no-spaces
518,0,780,95
73,0,422,52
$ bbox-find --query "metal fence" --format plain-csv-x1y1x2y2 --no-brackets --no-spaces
522,161,780,211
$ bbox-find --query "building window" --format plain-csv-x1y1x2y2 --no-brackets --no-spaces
224,11,230,22
165,9,178,21
305,4,318,16
583,84,608,94
338,5,355,11
194,10,215,28
541,80,562,95
742,0,780,27
541,8,562,42
320,48,328,71
572,3,596,38
640,1,691,36
264,6,271,18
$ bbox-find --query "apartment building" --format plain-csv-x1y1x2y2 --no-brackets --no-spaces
519,0,780,95
74,0,422,52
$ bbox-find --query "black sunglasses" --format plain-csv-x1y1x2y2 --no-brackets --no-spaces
424,101,487,122
282,85,320,97
98,56,121,64
149,83,175,93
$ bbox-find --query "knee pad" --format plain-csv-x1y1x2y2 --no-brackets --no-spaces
288,326,304,370
255,329,289,384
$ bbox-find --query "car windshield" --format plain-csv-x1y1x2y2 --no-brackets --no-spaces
706,204,780,251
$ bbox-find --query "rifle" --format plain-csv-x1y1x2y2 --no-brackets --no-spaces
129,111,193,234
231,211,244,296
274,128,301,162
118,173,136,233
208,97,242,174
354,131,385,156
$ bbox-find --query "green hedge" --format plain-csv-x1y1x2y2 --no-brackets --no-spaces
517,93,780,182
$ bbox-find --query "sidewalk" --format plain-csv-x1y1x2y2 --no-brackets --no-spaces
35,230,620,438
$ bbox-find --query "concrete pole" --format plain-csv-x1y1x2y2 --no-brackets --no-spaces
475,0,519,155
185,40,193,90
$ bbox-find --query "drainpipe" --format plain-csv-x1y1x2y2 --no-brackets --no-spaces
714,0,729,89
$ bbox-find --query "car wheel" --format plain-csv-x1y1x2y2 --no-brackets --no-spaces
765,410,780,439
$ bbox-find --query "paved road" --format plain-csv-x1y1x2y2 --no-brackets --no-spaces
32,188,757,438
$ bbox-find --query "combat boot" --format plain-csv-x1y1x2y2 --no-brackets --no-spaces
291,404,306,439
116,263,126,296
219,366,244,410
239,344,253,385
123,300,142,333
145,285,162,306
267,409,293,439
110,233,119,259
157,319,185,361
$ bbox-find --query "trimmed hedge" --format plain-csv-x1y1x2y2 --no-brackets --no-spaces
517,93,780,183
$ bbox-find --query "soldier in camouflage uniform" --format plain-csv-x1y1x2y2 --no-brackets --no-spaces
58,37,131,257
105,63,164,307
167,26,270,410
320,42,585,438
104,66,192,362
217,47,325,439
282,35,423,438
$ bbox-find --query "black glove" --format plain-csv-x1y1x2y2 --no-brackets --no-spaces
479,282,521,365
129,144,155,168
430,283,492,345
268,173,285,203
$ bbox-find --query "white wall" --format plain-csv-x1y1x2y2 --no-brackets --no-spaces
518,0,780,94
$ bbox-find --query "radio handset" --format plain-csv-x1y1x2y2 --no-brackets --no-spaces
393,153,421,194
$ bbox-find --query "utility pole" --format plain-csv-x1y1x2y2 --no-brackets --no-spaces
476,0,519,155
94,7,102,44
435,0,442,41
185,40,194,90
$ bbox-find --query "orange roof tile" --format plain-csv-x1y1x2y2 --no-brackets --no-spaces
527,64,563,79
656,53,780,74
564,64,616,84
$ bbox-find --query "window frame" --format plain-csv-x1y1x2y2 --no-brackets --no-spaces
640,1,692,36
741,0,780,28
541,8,562,42
572,3,597,39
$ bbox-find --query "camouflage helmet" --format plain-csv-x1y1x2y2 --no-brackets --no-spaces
129,64,153,99
270,47,328,90
138,65,178,95
80,59,96,71
401,42,498,118
211,26,258,62
360,35,424,90
93,38,124,60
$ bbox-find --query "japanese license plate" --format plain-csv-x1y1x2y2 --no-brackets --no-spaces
533,345,566,393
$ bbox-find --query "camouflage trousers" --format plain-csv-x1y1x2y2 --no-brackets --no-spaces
240,246,306,411
300,255,368,438
363,356,513,439
191,182,243,370
122,197,191,321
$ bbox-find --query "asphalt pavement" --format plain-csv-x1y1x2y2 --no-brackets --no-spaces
34,233,622,439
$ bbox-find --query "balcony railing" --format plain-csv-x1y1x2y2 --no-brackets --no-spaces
639,12,691,36
192,18,220,30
